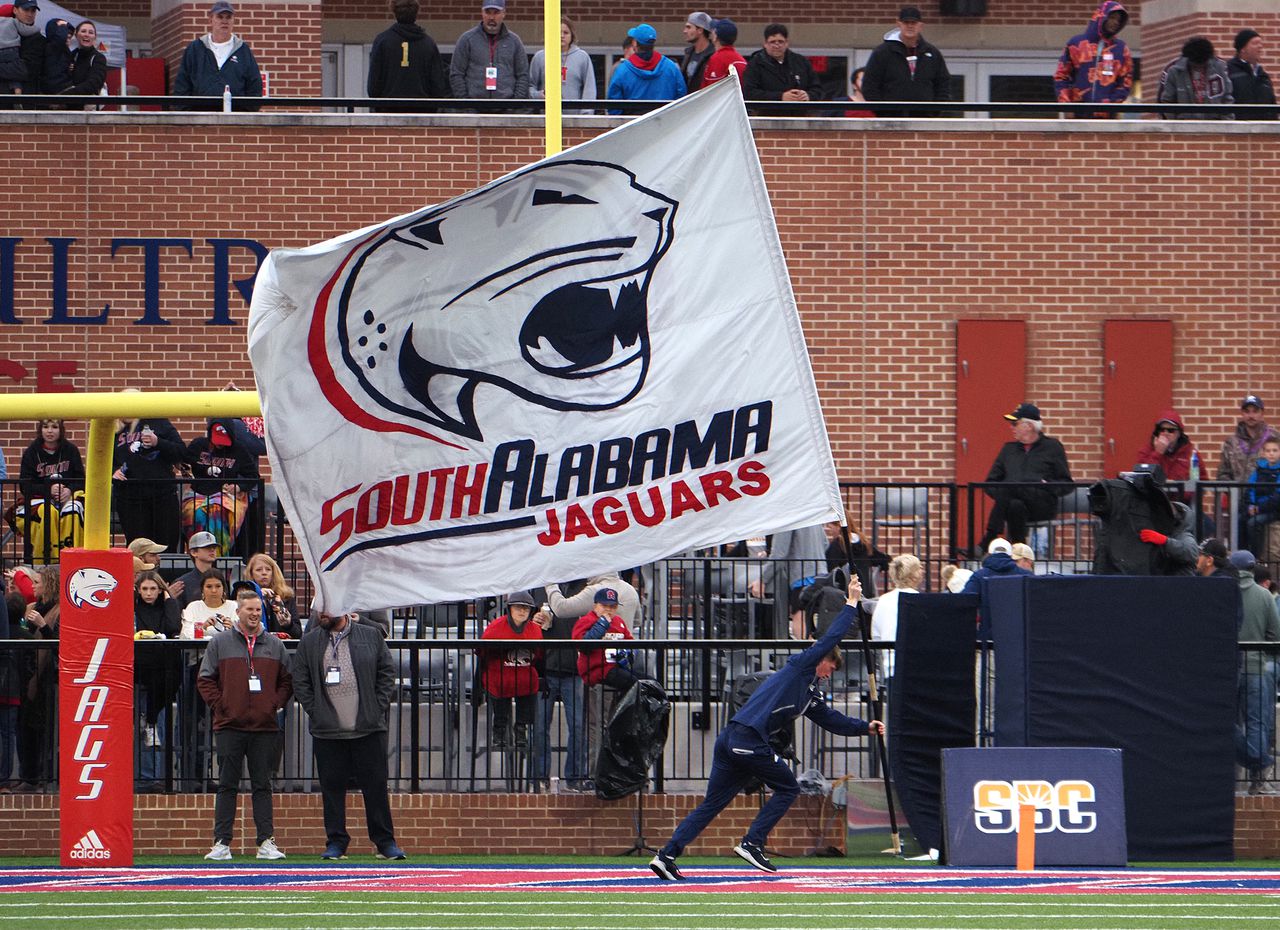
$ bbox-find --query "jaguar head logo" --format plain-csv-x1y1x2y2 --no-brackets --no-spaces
309,159,678,443
67,567,118,610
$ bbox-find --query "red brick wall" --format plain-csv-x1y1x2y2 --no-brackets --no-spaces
1,118,1278,484
0,790,843,856
3,790,1276,857
1142,12,1280,81
150,3,322,98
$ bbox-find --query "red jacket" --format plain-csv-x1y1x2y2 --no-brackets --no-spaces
572,611,633,686
479,614,543,698
701,46,746,88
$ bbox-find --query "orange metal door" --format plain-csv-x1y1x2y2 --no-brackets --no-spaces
1103,320,1173,477
956,320,1027,546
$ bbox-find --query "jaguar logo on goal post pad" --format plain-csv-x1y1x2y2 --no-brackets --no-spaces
59,548,135,867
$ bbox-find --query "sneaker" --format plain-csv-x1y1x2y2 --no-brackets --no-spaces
376,844,407,861
649,852,685,881
321,842,348,860
733,841,777,873
204,842,232,861
143,724,159,748
256,838,287,860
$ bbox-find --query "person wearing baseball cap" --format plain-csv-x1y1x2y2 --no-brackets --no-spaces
1227,28,1276,118
449,0,529,100
979,402,1073,551
1230,546,1280,793
1220,394,1280,482
572,585,654,695
862,5,952,117
172,0,263,110
607,22,686,110
0,0,41,94
680,11,715,91
700,19,746,87
183,419,256,558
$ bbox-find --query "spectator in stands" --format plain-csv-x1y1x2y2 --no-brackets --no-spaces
1054,1,1132,118
15,565,56,792
1010,542,1036,572
701,19,746,88
1229,549,1279,794
367,0,448,111
0,591,19,792
113,407,185,551
173,2,263,111
198,581,292,861
479,590,544,752
679,11,714,92
573,587,644,692
830,67,874,117
182,419,255,556
17,418,84,564
1136,410,1206,484
1092,463,1198,575
609,34,637,86
181,568,235,641
863,6,950,117
244,553,297,637
172,530,222,609
870,553,922,681
1158,36,1233,118
743,23,821,108
40,18,72,95
747,524,828,639
607,23,685,112
0,0,41,95
449,0,528,101
128,537,166,573
961,537,1032,599
1220,394,1279,483
293,607,405,860
980,402,1073,550
65,21,107,97
534,590,590,791
941,563,973,593
823,510,888,598
1196,537,1231,577
545,571,640,629
529,16,595,110
650,574,882,880
1229,29,1275,118
1245,438,1280,556
134,569,180,788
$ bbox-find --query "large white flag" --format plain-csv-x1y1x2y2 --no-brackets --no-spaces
248,77,843,612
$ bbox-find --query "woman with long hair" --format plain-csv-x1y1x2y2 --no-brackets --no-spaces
17,419,85,564
66,21,108,97
180,570,234,641
529,17,597,111
16,566,58,791
824,508,889,597
134,570,180,785
244,552,297,637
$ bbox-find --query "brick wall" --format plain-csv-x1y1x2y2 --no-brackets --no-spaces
0,790,843,857
2,790,1275,857
0,117,1278,484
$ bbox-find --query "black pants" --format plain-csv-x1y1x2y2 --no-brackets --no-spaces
313,732,396,852
213,729,280,845
983,488,1055,545
116,491,181,550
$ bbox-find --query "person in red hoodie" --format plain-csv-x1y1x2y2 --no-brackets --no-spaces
701,18,746,87
572,587,641,691
479,590,544,750
1135,409,1206,483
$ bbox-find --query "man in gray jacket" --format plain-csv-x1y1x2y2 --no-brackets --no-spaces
293,610,405,860
449,0,529,100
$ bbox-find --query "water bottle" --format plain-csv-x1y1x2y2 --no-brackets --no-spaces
222,85,232,113
1190,450,1201,485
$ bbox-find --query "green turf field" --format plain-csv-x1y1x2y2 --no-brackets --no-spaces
1,890,1278,930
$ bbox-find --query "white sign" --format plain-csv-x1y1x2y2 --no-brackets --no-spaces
248,76,842,612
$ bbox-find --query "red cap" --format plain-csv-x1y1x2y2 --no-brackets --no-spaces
210,423,232,448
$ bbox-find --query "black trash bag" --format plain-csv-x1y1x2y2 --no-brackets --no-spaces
728,670,796,794
594,680,671,801
798,566,849,638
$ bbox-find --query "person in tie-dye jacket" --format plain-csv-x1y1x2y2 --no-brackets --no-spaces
1054,1,1133,118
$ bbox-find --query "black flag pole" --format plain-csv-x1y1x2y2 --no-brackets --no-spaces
839,522,901,855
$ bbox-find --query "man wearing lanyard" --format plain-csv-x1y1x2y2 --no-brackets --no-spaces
293,610,405,860
449,0,529,100
198,580,293,861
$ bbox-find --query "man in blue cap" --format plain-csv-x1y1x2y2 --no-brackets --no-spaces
607,22,685,111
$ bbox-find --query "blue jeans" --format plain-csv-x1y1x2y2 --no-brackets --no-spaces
662,723,798,858
1237,664,1277,772
138,706,169,783
0,705,16,785
536,673,586,782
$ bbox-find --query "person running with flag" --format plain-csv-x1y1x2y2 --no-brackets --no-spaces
649,573,884,879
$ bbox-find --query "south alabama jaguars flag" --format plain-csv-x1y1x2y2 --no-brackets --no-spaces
248,76,843,613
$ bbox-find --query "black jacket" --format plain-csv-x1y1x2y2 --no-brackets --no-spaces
679,42,713,92
113,419,185,499
743,48,821,102
134,595,181,672
292,620,396,739
41,20,73,94
367,22,449,109
1090,477,1196,576
67,44,108,96
862,33,950,115
985,434,1073,509
1228,56,1276,117
19,439,84,501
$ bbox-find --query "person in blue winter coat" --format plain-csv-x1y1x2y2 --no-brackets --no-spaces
649,574,883,880
607,23,685,114
172,1,262,111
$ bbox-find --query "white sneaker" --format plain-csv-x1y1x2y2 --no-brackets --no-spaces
143,725,158,748
204,842,232,861
256,838,286,860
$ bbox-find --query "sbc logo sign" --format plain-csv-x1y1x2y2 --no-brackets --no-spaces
973,780,1098,834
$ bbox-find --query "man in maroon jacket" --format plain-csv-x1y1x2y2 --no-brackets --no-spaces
198,581,293,861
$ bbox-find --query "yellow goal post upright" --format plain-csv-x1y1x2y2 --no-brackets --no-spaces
0,391,263,549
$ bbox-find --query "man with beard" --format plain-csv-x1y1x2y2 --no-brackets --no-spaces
450,0,528,100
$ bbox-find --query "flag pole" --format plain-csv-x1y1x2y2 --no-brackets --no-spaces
840,523,901,854
543,0,562,156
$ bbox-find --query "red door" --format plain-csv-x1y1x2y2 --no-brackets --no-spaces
956,320,1027,547
1103,320,1173,477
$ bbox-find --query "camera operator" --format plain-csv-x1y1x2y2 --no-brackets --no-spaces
1090,463,1197,575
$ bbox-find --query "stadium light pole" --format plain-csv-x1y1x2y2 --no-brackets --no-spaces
0,391,262,548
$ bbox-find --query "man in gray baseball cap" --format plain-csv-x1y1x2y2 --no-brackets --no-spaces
680,11,715,91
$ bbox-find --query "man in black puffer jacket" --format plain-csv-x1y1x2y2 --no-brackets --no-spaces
862,5,950,117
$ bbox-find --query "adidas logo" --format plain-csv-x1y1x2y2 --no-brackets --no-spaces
69,829,111,860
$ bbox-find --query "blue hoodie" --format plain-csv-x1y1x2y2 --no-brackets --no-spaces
1248,457,1280,512
607,50,685,112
